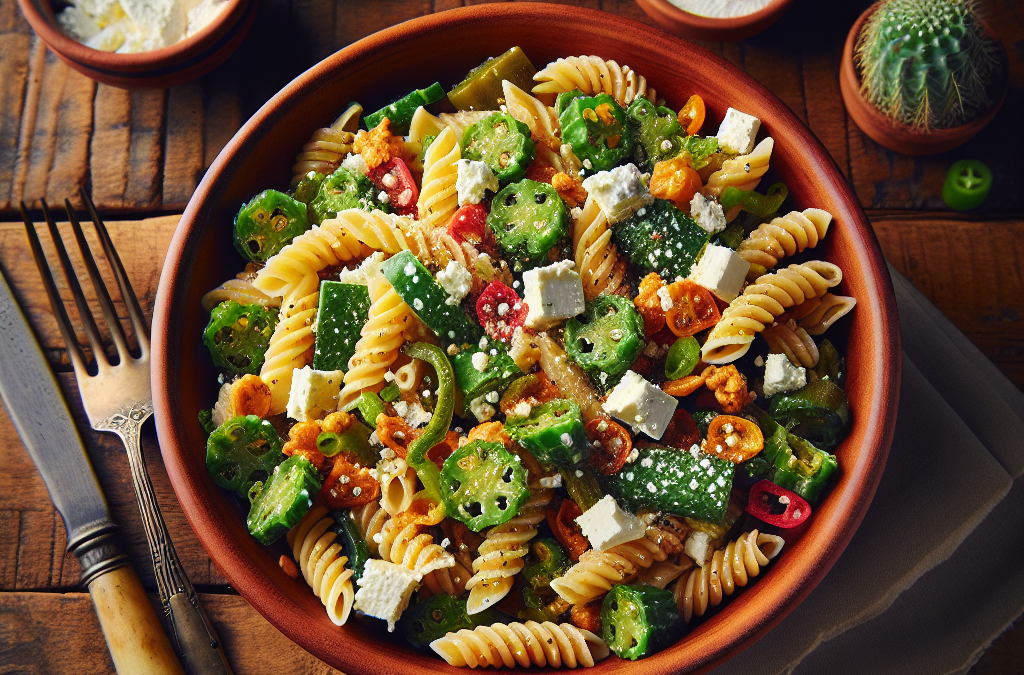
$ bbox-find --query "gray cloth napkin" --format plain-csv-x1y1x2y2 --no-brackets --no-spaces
713,266,1024,675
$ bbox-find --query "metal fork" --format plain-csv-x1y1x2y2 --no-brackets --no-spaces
20,191,233,675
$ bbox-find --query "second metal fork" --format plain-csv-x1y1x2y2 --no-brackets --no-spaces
21,191,232,675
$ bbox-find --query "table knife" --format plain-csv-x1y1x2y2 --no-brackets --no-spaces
0,268,186,675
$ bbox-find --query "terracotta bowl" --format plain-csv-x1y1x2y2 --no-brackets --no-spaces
635,0,795,42
840,3,1009,156
16,0,255,88
153,4,901,673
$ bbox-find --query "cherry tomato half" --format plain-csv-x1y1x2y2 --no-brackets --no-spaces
368,157,419,216
706,415,764,463
678,95,706,136
659,409,701,451
448,203,488,245
746,480,810,529
665,279,721,338
586,417,632,475
323,455,380,508
546,500,589,561
476,281,528,342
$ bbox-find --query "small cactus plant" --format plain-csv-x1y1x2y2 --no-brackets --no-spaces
855,0,1001,131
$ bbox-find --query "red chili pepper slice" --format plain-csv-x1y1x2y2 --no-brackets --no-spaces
368,157,419,216
746,480,810,529
586,417,632,475
546,500,589,561
323,455,380,508
476,281,528,342
660,408,701,451
665,279,721,338
448,203,488,246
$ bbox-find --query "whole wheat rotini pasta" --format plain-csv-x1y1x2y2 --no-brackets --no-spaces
431,621,610,669
259,291,317,413
738,208,833,279
290,103,361,187
465,489,553,615
377,519,455,580
761,319,820,368
550,536,667,605
701,136,775,206
701,261,844,365
791,293,858,336
674,529,785,624
287,506,355,626
573,194,626,300
532,55,657,108
421,559,473,599
417,127,462,229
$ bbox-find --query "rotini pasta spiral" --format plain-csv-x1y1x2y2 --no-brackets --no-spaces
549,536,667,605
674,529,785,624
738,208,833,279
573,194,626,300
701,137,775,215
532,55,657,108
201,275,280,312
352,500,389,558
438,111,496,139
761,319,820,368
431,621,610,669
337,265,415,409
637,559,695,590
260,290,317,413
253,220,369,303
465,489,553,615
701,261,844,365
378,456,418,517
786,293,858,336
378,519,455,580
290,103,361,187
417,127,462,229
287,506,355,626
502,80,560,151
421,559,472,599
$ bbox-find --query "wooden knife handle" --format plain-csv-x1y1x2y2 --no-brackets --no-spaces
88,564,187,675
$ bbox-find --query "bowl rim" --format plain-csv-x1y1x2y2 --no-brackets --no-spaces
640,0,794,29
153,4,901,673
16,0,251,71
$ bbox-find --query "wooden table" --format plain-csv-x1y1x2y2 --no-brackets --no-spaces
1,0,1021,673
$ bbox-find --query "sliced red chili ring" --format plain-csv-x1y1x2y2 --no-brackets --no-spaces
476,280,528,342
746,480,810,529
447,203,488,245
586,417,632,475
546,499,589,561
368,157,419,216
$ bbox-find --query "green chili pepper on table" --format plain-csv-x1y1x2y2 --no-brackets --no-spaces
233,189,310,262
942,159,992,211
206,414,286,498
402,342,456,509
246,455,321,545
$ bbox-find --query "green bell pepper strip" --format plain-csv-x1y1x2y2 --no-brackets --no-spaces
202,300,279,375
564,295,645,392
364,82,445,135
206,414,286,498
719,182,789,218
246,455,321,545
401,594,507,650
769,378,850,451
522,538,570,589
448,46,537,112
942,160,992,211
378,381,401,402
559,93,634,172
462,113,535,183
403,342,455,508
315,420,375,466
563,466,604,512
505,399,588,468
440,440,531,531
487,179,569,270
626,96,685,169
665,336,701,380
233,189,310,263
354,390,386,426
334,509,371,582
601,584,684,660
756,408,839,502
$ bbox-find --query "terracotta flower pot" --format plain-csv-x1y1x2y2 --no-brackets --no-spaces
635,0,796,43
840,2,1009,156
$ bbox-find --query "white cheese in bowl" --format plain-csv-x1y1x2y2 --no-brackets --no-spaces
666,0,773,19
57,0,230,53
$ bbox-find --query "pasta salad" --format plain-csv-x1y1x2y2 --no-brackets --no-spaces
198,47,855,667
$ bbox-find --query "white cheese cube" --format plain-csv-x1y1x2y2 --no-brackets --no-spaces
716,108,761,155
522,260,586,329
456,160,499,206
353,559,420,632
436,261,473,306
602,370,677,440
340,152,370,176
690,193,726,234
763,353,807,397
575,495,646,552
684,530,714,566
689,244,750,303
580,164,654,223
285,366,345,422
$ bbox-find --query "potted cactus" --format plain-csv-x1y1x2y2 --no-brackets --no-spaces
840,0,1008,155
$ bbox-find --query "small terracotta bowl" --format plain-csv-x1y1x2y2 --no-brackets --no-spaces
635,0,796,42
840,2,1009,156
153,4,901,674
16,0,255,88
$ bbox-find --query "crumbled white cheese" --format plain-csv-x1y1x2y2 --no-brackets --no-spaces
580,163,654,223
336,251,385,286
657,285,674,312
538,473,563,489
602,370,677,440
763,353,807,397
512,401,533,418
59,0,228,53
716,107,761,155
468,396,496,422
471,351,490,373
286,366,345,422
436,260,472,306
353,559,421,632
754,355,765,367
522,260,585,330
689,244,750,303
455,160,498,206
690,193,727,234
575,495,646,552
341,152,370,176
684,530,715,566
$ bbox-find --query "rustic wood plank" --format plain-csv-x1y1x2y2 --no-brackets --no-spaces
0,0,32,33
89,86,131,208
124,89,167,209
163,83,204,209
9,37,46,211
334,0,432,49
202,74,242,170
0,33,30,211
0,513,18,588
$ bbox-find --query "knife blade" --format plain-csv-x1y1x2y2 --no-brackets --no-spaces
0,266,185,675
